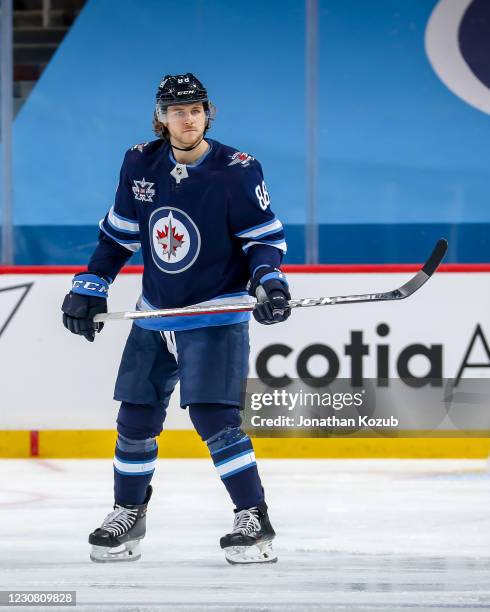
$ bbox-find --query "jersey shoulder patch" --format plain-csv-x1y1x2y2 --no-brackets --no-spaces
130,142,149,153
125,139,165,167
227,150,255,167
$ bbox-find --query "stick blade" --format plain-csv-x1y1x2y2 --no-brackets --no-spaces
393,238,448,300
421,238,448,277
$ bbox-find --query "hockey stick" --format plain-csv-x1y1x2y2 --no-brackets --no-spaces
94,239,447,323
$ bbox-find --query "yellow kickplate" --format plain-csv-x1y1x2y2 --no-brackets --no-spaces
0,430,490,459
0,431,31,458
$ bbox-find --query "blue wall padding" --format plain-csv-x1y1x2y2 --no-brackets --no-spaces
11,223,488,265
9,0,490,263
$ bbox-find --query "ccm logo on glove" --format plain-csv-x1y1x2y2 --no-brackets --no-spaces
61,272,109,342
71,274,109,297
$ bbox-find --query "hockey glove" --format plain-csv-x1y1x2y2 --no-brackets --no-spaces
61,273,109,342
248,266,291,325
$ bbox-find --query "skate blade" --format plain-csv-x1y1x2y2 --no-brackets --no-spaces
224,540,278,565
90,541,141,563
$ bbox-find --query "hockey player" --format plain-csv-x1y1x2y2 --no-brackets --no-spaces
61,73,290,564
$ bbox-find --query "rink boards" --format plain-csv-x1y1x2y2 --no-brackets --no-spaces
0,265,489,458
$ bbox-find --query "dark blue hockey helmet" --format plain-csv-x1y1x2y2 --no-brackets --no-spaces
155,73,208,121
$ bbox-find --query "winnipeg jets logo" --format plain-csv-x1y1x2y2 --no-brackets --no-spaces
156,212,185,260
228,151,254,167
132,178,155,203
149,207,201,274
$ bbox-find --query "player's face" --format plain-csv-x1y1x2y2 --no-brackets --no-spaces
164,103,207,146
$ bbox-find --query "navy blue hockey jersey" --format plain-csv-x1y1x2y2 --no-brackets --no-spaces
88,138,287,331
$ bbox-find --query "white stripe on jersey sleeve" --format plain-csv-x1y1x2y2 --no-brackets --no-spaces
99,219,141,252
107,206,140,234
242,239,287,253
236,218,283,240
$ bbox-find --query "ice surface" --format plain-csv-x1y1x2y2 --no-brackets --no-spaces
1,459,490,611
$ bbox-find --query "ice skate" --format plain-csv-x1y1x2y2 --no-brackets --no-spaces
89,486,152,563
220,503,277,564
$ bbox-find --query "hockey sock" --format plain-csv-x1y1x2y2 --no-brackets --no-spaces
113,434,158,506
189,404,265,510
